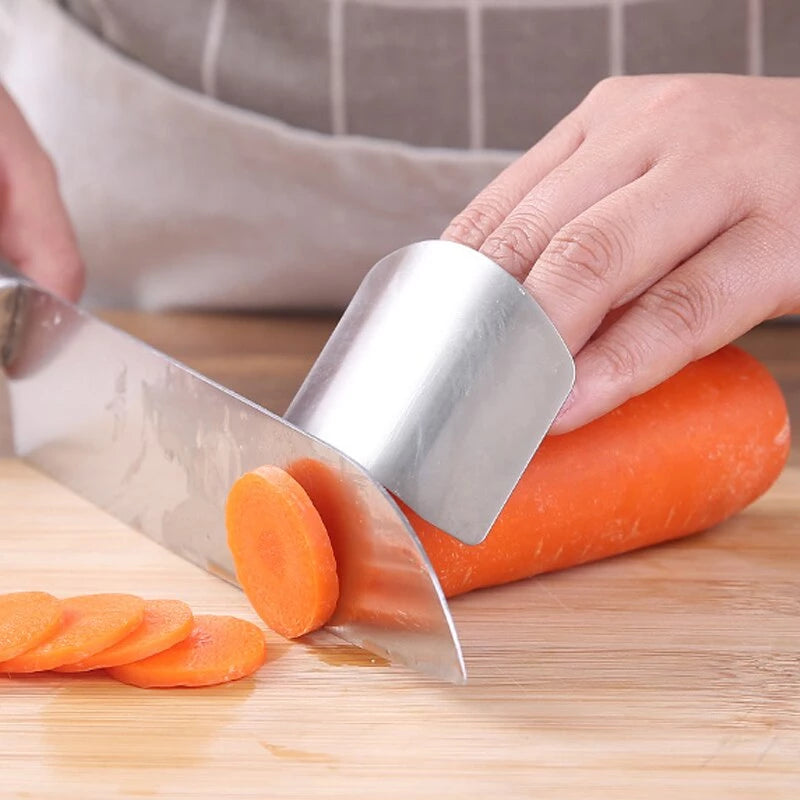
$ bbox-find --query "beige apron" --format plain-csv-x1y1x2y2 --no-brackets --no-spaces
0,0,511,310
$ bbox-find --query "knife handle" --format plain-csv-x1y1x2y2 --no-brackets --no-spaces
0,262,23,366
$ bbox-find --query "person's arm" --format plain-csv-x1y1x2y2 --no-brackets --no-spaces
443,74,800,433
0,83,83,301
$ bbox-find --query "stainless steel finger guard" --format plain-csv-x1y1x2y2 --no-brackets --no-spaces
286,240,575,546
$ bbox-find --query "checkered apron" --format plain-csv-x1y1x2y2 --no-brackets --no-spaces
0,0,791,310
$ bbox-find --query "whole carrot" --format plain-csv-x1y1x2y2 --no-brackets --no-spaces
408,345,790,597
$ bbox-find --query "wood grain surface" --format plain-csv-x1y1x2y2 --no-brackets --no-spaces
1,314,798,799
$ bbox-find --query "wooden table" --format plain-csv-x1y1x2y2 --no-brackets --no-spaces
1,313,799,799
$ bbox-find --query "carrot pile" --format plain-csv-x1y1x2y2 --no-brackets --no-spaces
108,615,266,688
0,593,265,688
0,593,145,673
55,599,194,672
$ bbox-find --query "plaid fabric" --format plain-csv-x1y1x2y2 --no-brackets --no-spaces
61,0,800,152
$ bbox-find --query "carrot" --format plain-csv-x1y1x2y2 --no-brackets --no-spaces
106,614,266,688
287,457,376,620
54,599,193,673
288,457,445,631
0,594,145,673
407,345,791,597
225,466,339,639
0,592,63,662
223,347,787,633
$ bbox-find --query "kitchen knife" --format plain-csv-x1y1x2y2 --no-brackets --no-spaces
0,267,465,683
0,240,573,683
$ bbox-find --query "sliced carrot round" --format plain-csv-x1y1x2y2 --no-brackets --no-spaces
106,614,266,688
0,591,63,662
225,465,339,638
0,593,145,673
54,599,194,673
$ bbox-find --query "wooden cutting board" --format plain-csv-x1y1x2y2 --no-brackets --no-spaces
1,457,798,799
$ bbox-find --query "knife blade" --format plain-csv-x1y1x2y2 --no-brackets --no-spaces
0,272,466,683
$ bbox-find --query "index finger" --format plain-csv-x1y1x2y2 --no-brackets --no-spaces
441,112,585,251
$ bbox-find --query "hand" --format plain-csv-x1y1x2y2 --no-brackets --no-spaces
442,74,800,433
0,83,83,301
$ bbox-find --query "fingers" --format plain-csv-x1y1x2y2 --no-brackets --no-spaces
441,112,585,250
521,159,748,352
551,216,793,433
0,86,84,301
477,136,653,281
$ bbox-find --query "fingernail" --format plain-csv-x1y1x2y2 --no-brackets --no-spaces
553,389,577,426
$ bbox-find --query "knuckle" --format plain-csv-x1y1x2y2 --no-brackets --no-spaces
482,211,552,280
585,74,650,104
756,166,800,216
444,198,504,248
591,336,646,383
643,274,718,348
540,217,629,298
586,75,626,101
585,76,616,102
641,75,703,118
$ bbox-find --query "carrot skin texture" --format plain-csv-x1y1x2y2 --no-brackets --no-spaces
408,346,790,598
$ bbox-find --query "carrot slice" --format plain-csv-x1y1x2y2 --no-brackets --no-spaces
0,593,145,673
106,614,266,688
54,599,193,672
225,466,339,638
0,592,63,662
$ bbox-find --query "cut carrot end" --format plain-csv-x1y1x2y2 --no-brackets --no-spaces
225,465,339,639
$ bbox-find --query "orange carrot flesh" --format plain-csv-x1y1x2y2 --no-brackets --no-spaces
0,592,63,662
225,466,339,639
287,458,379,621
106,614,266,688
54,599,194,673
408,345,790,597
0,594,145,673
